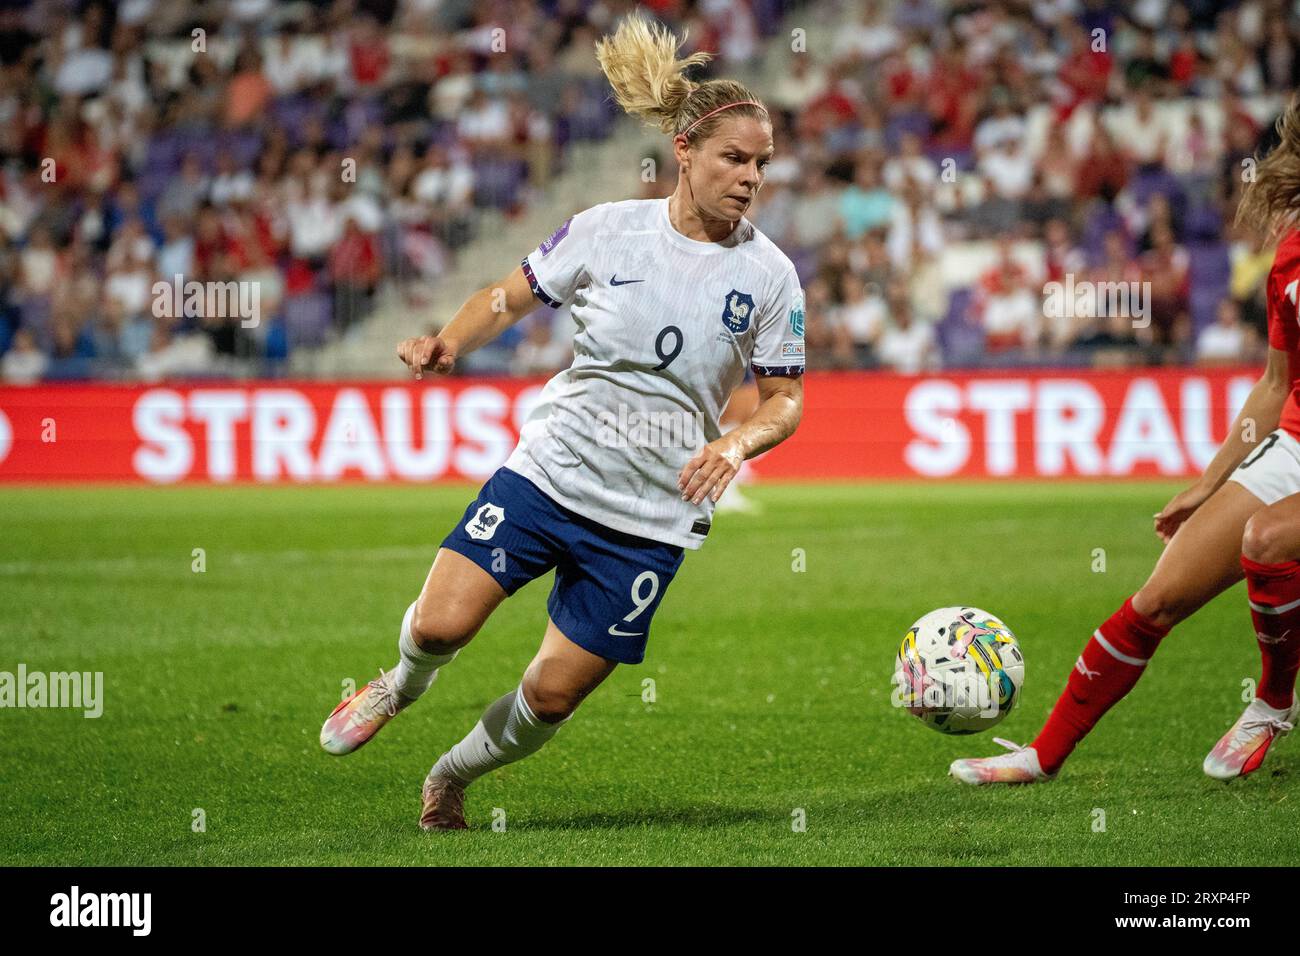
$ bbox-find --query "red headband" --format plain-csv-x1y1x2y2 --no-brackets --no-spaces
678,100,767,138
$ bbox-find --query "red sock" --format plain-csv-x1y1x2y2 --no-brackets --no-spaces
1241,556,1300,711
1031,596,1168,774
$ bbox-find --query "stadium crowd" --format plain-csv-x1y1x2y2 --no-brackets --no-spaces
728,0,1295,374
0,0,1294,383
0,0,682,382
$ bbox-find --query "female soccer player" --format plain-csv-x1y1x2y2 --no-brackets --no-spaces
951,97,1300,785
319,15,805,829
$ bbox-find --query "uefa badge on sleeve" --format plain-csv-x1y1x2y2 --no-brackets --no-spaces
721,289,755,334
539,217,573,257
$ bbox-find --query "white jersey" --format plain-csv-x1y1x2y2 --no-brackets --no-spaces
504,197,805,550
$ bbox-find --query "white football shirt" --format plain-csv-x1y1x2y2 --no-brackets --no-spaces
504,197,805,549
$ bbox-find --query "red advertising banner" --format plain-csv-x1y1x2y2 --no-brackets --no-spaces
760,367,1261,480
0,368,1262,483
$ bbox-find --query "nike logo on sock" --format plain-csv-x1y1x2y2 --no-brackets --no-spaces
609,275,645,286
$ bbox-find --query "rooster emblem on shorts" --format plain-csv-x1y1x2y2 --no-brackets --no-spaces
466,503,505,541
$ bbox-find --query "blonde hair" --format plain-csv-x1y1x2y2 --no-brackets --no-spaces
594,14,768,144
1236,95,1300,240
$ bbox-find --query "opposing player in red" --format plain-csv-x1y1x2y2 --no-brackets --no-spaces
952,98,1300,784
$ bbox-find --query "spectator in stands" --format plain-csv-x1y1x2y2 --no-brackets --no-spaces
1229,228,1274,337
136,318,213,382
883,131,938,197
512,313,572,377
330,214,381,336
803,275,854,369
1067,230,1144,363
457,86,512,156
1,327,46,384
886,177,943,271
156,153,210,223
849,230,894,289
876,280,937,374
411,144,475,235
211,151,255,207
1043,218,1087,285
1075,121,1130,202
1197,298,1259,365
834,0,902,64
974,238,1040,352
838,156,894,239
835,270,887,366
976,132,1035,236
790,165,843,252
769,52,827,115
1140,220,1191,348
17,225,58,303
1037,124,1078,203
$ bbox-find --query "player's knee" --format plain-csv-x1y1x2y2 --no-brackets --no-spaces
409,598,477,654
1242,511,1292,565
520,669,581,724
1131,585,1190,631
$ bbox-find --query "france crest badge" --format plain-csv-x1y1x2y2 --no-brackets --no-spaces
721,289,755,334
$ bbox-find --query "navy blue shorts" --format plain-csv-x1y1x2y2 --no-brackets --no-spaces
440,466,686,664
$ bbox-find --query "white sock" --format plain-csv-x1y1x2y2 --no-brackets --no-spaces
390,601,458,703
431,684,565,785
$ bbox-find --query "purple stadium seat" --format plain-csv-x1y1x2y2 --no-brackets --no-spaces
936,287,983,364
19,296,53,350
283,292,333,349
1187,241,1231,334
471,159,526,209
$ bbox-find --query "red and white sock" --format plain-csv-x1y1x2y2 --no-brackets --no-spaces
1031,596,1169,774
1241,555,1300,711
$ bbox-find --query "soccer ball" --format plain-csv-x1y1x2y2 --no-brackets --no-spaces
893,606,1024,735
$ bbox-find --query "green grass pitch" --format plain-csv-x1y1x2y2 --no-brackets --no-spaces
1,480,1294,866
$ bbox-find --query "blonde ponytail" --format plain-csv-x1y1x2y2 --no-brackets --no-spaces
595,14,767,143
595,15,709,134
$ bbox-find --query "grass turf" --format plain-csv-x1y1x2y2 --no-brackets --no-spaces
0,480,1293,866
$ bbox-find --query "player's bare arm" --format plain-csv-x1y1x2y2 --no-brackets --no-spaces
396,265,537,379
678,373,802,505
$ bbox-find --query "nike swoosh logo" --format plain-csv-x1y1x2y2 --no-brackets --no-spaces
607,625,644,637
609,275,645,286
